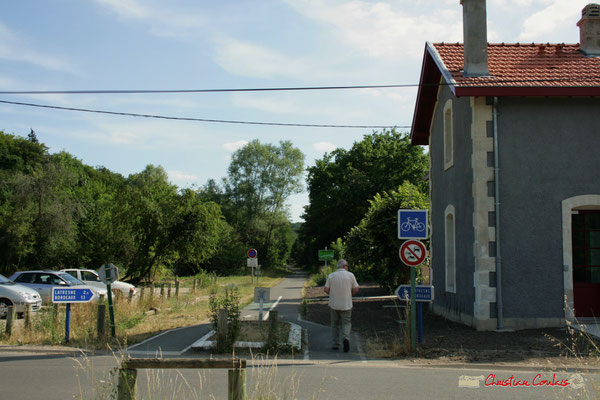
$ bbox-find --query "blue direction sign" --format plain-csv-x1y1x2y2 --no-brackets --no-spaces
395,285,434,302
398,209,428,239
52,287,95,303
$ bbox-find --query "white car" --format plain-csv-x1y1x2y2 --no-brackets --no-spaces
61,268,137,297
9,270,107,304
0,274,42,318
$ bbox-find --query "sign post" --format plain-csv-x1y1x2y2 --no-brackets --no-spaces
247,249,258,284
254,287,270,322
399,239,428,352
52,287,94,343
98,263,118,337
318,247,335,271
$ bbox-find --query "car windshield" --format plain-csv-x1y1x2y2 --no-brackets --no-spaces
58,272,84,285
0,274,13,284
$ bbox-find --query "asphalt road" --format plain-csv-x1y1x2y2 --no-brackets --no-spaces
1,270,599,399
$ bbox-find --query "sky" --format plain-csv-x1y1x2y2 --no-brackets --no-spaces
0,0,591,222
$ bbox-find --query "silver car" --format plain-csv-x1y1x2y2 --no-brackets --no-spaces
61,268,137,297
0,274,42,318
8,270,107,304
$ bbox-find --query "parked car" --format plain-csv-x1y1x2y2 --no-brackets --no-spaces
0,274,42,318
8,270,107,304
61,268,137,297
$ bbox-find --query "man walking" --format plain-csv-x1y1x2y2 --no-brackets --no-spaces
324,259,359,352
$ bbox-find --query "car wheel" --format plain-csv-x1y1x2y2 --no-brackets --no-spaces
0,299,13,319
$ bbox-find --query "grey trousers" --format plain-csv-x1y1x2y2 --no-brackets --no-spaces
330,307,352,346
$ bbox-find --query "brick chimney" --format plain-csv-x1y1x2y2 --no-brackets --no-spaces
461,0,489,77
578,3,600,57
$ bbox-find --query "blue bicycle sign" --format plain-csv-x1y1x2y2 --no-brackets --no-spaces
398,209,429,239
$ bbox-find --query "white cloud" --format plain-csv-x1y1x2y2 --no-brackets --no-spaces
94,0,205,39
222,140,248,151
0,23,80,75
283,0,462,60
213,38,318,80
313,141,337,152
168,170,199,184
518,0,589,42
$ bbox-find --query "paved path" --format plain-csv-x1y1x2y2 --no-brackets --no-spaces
125,268,367,361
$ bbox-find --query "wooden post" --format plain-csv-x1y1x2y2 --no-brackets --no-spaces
148,284,154,301
127,290,133,304
117,368,138,400
97,303,106,339
140,287,145,302
160,283,165,298
167,283,172,299
192,278,197,293
268,310,279,346
52,304,59,326
5,306,15,336
175,281,180,298
228,369,247,400
24,307,32,331
217,309,228,350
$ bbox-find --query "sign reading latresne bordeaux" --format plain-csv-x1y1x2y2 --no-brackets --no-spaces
52,287,94,303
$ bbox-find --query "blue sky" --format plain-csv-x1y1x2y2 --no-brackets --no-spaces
0,0,590,221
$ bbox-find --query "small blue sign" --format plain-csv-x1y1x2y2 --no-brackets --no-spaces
395,285,434,302
398,209,429,239
52,287,95,303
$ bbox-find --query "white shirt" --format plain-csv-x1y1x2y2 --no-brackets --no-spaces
324,268,359,310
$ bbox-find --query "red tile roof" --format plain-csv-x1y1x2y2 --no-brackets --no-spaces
435,42,600,91
410,42,600,145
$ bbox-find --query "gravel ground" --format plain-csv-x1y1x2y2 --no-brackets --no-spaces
304,284,600,367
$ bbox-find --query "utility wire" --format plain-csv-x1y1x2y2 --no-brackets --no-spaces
0,77,598,95
0,99,406,129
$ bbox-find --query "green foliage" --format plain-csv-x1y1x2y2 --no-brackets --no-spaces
345,182,429,291
208,286,241,352
222,139,304,268
296,129,428,269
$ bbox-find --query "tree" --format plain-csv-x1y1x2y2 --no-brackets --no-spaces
345,182,429,291
223,139,304,267
296,129,428,268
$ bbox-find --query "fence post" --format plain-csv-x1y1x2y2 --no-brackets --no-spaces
140,287,145,302
175,280,180,299
192,278,197,293
217,309,228,351
167,283,172,299
52,303,59,326
228,368,247,400
117,368,138,400
24,307,32,331
5,305,15,336
97,303,106,340
160,283,165,299
127,290,133,304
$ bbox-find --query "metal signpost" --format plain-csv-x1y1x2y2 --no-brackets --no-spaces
52,287,94,343
395,284,434,344
318,247,335,271
253,287,270,321
247,249,258,284
98,263,118,337
398,209,429,352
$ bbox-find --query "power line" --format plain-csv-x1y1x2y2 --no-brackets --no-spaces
0,99,407,129
0,77,598,95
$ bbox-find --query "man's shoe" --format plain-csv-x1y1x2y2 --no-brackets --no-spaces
343,339,349,352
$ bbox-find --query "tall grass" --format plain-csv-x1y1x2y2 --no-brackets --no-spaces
0,274,283,348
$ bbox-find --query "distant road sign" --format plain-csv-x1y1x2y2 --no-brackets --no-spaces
248,249,258,258
398,209,428,239
318,249,335,261
247,258,258,268
399,239,427,267
52,287,94,303
395,285,434,302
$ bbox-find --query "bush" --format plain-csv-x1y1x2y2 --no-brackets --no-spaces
208,286,241,352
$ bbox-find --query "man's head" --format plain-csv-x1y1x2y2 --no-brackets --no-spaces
337,259,349,270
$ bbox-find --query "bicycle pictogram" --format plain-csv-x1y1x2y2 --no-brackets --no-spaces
401,217,426,233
